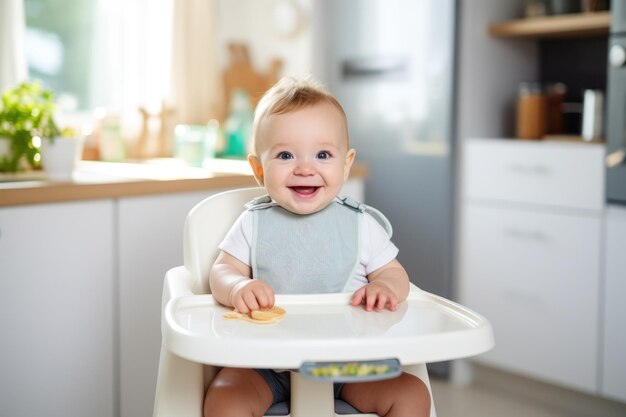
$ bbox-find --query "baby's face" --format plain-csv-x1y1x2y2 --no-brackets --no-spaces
249,102,355,215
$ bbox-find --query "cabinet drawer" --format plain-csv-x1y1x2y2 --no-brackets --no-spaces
463,139,604,211
459,204,601,392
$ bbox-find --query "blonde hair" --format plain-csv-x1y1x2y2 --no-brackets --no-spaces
251,76,349,155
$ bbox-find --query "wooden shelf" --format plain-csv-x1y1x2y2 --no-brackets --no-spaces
488,11,611,39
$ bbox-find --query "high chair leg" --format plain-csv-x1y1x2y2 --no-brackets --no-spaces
153,347,204,417
290,371,335,417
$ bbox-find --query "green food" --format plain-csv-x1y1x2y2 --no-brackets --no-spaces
308,362,391,378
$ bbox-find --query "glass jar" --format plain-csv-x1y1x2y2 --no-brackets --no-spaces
546,82,567,135
516,82,547,140
524,0,549,17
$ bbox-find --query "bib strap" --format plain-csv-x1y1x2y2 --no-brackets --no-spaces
336,196,393,238
245,194,393,238
244,194,275,210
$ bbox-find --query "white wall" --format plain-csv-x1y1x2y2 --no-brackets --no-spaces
216,0,314,77
456,0,538,140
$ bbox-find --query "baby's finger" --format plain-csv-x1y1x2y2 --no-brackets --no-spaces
263,282,276,307
253,287,271,308
364,290,378,311
351,288,365,306
242,291,260,312
376,294,388,310
386,296,398,311
262,287,275,308
233,297,249,314
253,280,275,308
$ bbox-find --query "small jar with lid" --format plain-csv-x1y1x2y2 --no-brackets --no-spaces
546,82,566,135
516,82,547,140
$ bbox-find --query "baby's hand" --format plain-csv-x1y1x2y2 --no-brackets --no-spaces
230,279,275,314
351,281,399,312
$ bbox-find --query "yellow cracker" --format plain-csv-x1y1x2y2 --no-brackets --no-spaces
223,306,285,324
251,306,286,321
229,315,282,324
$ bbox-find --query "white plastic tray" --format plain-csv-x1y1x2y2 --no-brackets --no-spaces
164,286,494,369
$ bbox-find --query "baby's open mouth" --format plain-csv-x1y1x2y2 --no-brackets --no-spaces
289,186,320,196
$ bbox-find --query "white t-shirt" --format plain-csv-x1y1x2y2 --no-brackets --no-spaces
219,209,399,293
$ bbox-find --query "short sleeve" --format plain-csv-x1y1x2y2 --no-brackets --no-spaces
361,212,399,275
218,210,254,266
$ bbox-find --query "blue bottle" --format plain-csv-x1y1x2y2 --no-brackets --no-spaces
222,89,253,159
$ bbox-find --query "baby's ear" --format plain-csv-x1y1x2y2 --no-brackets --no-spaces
248,155,265,186
343,148,356,181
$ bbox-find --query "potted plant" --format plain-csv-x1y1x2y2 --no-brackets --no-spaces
40,126,84,181
0,80,60,173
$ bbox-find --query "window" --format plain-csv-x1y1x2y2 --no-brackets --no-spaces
25,0,94,111
24,0,172,116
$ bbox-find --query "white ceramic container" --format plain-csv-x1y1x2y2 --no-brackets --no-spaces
41,136,84,181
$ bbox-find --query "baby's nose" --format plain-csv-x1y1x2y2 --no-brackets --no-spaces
294,160,315,175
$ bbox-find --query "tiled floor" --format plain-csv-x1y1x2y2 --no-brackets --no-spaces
429,365,626,417
431,378,571,417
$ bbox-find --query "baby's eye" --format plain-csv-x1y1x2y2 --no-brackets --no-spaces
317,151,332,159
277,151,293,160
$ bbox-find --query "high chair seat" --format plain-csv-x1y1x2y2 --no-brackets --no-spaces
154,187,494,417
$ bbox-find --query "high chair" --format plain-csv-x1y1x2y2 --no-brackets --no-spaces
153,187,494,417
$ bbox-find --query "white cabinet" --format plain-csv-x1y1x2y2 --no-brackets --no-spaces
117,189,219,417
459,138,604,393
602,205,626,402
0,200,115,417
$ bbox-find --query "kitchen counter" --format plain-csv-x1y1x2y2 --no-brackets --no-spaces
0,159,368,207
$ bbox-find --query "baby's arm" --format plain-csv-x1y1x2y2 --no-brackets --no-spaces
209,251,275,313
351,258,410,311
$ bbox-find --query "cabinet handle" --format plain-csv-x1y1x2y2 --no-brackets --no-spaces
504,228,549,242
507,164,552,175
342,57,408,78
610,45,626,68
606,148,626,167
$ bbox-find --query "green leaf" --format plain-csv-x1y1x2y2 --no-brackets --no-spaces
0,80,60,172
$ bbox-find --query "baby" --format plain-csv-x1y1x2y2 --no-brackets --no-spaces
204,77,431,417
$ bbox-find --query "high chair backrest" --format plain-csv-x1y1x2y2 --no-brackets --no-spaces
183,187,265,294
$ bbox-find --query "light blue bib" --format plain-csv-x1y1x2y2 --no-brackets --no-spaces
246,196,392,294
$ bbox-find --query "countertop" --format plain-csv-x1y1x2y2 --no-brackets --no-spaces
0,159,368,207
